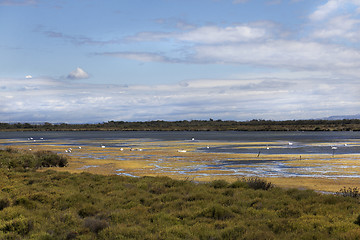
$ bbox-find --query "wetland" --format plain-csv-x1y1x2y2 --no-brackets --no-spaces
1,131,360,192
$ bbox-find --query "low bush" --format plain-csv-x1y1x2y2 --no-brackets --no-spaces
84,217,109,234
1,216,33,236
229,180,248,188
243,177,274,190
209,179,228,188
0,198,10,211
35,150,68,167
0,149,68,170
336,187,360,198
78,205,99,218
200,204,234,220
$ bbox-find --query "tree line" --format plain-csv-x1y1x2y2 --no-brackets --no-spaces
1,119,360,131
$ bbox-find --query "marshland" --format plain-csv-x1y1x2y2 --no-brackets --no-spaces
1,130,360,238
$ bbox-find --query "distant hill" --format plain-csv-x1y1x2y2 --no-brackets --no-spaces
323,114,360,120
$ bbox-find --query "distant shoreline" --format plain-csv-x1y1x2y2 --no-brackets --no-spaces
1,119,360,131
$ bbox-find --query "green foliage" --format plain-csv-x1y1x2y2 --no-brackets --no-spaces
209,179,229,188
0,149,67,170
336,187,360,198
1,216,33,236
34,150,68,167
2,119,360,131
83,217,109,234
0,198,10,211
199,204,234,220
1,157,360,239
78,205,99,218
242,177,274,190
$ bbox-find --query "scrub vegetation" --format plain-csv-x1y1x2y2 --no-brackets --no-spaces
1,149,360,239
1,119,360,131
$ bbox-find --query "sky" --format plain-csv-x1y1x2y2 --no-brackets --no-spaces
1,0,360,123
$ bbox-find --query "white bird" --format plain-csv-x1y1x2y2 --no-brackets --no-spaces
79,146,82,149
331,146,338,150
178,150,187,153
120,148,123,151
288,142,293,146
191,138,195,141
101,145,106,149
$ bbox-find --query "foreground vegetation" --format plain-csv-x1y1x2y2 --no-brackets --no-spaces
1,119,360,131
1,150,360,239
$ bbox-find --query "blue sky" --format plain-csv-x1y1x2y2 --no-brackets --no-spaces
1,0,360,123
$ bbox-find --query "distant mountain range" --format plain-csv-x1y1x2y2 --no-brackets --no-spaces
322,114,360,120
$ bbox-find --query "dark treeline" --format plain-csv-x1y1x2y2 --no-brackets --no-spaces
1,119,360,131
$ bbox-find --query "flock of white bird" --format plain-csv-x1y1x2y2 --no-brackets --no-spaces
25,137,349,155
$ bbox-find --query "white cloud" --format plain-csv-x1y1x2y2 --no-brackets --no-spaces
192,40,360,75
309,0,344,21
125,31,173,42
0,0,36,6
100,52,170,62
311,14,360,41
232,0,248,4
67,67,90,80
178,25,267,44
126,24,269,44
0,73,359,122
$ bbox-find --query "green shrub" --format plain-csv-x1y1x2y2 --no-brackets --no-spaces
243,177,274,190
1,216,33,236
221,226,246,240
0,198,10,210
209,179,228,188
200,204,234,220
336,187,360,198
65,231,78,240
5,147,18,153
0,149,67,170
84,217,109,234
354,215,360,226
78,205,99,218
14,197,36,209
229,180,248,188
34,150,68,167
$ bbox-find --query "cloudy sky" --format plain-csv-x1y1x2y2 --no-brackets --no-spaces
1,0,360,123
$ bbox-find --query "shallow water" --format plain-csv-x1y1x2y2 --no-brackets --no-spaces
1,131,360,179
1,131,360,154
